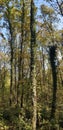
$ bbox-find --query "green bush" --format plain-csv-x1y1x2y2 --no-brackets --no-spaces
19,117,32,130
2,107,32,130
3,107,21,123
41,107,50,120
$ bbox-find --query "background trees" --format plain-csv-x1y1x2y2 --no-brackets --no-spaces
0,0,63,130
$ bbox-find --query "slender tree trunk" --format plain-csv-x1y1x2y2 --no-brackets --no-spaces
10,38,13,106
6,4,15,107
32,65,37,130
8,20,14,107
14,51,17,105
2,46,6,106
50,66,57,119
42,47,45,86
49,45,57,120
30,1,37,130
17,0,24,108
17,50,22,107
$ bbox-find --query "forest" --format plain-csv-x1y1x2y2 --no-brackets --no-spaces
0,0,63,130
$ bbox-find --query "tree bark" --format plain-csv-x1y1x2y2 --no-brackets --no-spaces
49,45,57,120
30,1,37,130
8,19,14,107
17,0,24,108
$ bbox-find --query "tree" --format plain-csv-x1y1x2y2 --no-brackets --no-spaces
47,0,63,16
49,45,57,120
5,3,14,106
30,0,37,130
17,0,25,108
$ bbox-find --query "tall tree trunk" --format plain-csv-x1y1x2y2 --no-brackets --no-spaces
2,45,6,106
8,19,14,107
17,0,24,108
49,45,57,120
4,3,14,107
42,47,45,86
14,50,17,105
32,65,37,130
10,34,13,106
30,1,37,130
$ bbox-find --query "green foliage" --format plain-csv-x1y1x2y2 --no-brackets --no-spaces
41,5,54,15
41,107,50,120
3,107,20,123
19,117,32,130
0,111,3,120
25,107,32,120
2,107,32,130
50,119,56,126
50,119,58,130
59,112,63,121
